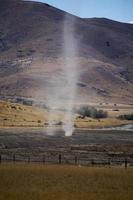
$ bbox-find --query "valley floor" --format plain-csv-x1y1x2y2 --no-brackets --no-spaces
0,128,133,166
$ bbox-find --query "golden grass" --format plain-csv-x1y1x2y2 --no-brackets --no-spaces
0,164,132,200
0,100,133,128
0,101,45,127
75,117,133,128
0,101,61,127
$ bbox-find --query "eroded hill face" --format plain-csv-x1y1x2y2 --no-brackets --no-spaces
0,0,133,104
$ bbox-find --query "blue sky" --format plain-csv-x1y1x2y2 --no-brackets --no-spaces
29,0,133,23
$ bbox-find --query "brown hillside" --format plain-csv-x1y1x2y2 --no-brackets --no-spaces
0,0,133,104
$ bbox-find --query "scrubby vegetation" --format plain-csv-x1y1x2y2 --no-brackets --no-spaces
76,106,108,119
118,114,133,120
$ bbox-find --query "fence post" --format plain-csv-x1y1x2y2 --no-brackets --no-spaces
125,158,128,169
13,154,16,163
28,155,30,163
43,155,45,164
91,159,94,166
75,156,78,165
59,154,62,164
108,158,111,167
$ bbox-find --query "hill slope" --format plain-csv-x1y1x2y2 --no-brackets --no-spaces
0,0,133,104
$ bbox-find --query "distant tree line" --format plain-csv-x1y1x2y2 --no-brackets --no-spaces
118,114,133,120
75,106,108,119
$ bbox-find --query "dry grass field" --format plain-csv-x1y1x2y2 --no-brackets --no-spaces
0,164,132,200
0,101,61,127
0,100,133,129
74,117,133,128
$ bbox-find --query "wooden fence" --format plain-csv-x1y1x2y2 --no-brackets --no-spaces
0,153,132,169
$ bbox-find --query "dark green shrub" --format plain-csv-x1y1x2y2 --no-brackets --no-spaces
76,106,108,119
118,114,133,120
56,121,63,126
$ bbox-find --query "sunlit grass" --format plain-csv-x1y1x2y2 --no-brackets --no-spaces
0,101,133,128
75,117,133,128
0,164,132,200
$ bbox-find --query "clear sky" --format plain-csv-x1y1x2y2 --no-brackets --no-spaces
29,0,133,23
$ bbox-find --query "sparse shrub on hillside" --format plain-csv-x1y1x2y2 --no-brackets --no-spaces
106,41,110,47
76,106,108,119
29,49,36,53
45,3,50,7
44,122,49,126
27,49,36,56
113,109,119,111
74,124,77,128
11,105,17,109
118,114,133,120
55,121,63,126
17,54,24,58
37,120,41,123
23,100,33,106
